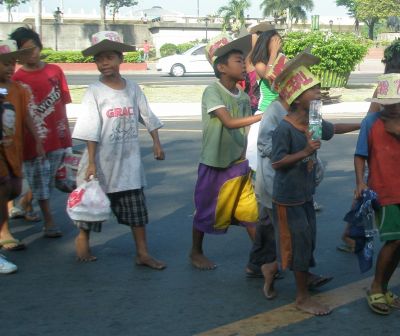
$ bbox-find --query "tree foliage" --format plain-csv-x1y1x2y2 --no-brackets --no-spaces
260,0,314,24
2,0,29,22
99,0,138,27
217,0,251,32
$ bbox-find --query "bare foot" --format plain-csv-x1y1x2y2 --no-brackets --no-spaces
295,297,331,316
75,236,97,262
190,252,216,270
136,255,166,270
261,262,278,299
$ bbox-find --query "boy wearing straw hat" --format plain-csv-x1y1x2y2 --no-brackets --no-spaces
189,33,262,270
270,53,335,315
72,31,165,269
355,73,400,315
0,39,44,273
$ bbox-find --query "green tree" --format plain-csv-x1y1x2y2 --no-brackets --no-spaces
260,0,314,25
337,0,400,39
100,0,138,28
217,0,251,32
2,0,29,22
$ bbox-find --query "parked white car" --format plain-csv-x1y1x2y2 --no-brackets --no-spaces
156,44,214,77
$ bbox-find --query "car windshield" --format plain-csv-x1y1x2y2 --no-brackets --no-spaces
184,45,206,55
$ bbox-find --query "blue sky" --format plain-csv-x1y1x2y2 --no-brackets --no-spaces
21,0,349,18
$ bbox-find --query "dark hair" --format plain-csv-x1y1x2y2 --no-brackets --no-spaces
213,49,243,79
250,29,279,66
9,27,43,50
383,39,400,74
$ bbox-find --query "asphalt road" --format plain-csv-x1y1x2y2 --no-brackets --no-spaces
65,73,379,86
2,117,399,336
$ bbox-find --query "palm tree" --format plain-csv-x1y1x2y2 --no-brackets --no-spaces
260,0,314,24
217,0,251,32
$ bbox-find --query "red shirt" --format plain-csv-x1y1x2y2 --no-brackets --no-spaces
12,63,72,160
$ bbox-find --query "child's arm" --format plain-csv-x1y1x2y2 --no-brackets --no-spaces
333,123,360,134
24,113,45,157
272,131,320,170
149,129,165,160
85,141,97,180
254,35,281,83
213,107,262,129
354,155,367,199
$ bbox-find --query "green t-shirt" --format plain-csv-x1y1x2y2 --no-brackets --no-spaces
200,81,252,168
258,78,278,112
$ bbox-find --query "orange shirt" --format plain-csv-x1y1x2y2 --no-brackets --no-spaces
0,81,30,178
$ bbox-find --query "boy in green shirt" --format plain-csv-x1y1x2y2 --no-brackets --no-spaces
190,34,262,270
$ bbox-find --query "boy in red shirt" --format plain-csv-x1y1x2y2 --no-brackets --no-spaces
10,27,72,238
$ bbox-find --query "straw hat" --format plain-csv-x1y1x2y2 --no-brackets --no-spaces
0,40,34,62
366,74,400,105
248,21,275,34
205,33,252,65
82,31,136,57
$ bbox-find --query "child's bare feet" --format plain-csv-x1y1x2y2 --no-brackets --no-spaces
75,236,97,262
295,296,331,316
135,255,166,270
190,252,216,270
261,262,278,299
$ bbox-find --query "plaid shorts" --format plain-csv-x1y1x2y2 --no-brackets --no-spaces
24,149,65,200
107,188,148,227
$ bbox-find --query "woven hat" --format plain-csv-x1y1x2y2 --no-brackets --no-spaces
273,50,321,105
366,74,400,105
248,21,275,34
82,31,136,57
205,33,252,65
0,39,34,62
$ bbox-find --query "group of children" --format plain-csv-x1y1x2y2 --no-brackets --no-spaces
1,25,400,317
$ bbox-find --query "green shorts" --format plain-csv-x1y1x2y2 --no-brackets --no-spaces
375,205,400,241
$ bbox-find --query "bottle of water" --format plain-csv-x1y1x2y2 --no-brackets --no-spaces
309,100,322,140
364,212,378,237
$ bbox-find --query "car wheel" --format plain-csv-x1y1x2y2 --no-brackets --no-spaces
170,64,185,77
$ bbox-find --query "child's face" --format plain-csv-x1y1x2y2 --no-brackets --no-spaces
382,103,400,118
218,52,246,81
94,51,122,77
296,84,321,111
20,39,41,66
0,58,17,83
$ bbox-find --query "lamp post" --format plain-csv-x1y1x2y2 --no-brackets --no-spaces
53,7,62,51
329,19,333,32
204,16,210,42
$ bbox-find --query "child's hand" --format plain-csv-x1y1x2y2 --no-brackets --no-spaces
153,143,165,160
268,35,282,55
304,130,321,155
355,182,368,199
85,163,97,181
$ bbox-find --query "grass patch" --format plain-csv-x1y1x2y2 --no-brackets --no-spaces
69,84,376,104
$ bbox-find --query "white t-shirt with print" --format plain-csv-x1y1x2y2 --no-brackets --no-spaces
72,79,163,193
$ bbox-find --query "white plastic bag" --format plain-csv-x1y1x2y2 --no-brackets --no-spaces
66,178,110,222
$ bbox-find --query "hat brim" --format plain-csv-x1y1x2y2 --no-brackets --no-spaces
0,46,35,62
82,40,136,57
366,97,400,105
273,51,320,88
248,22,275,34
214,34,252,60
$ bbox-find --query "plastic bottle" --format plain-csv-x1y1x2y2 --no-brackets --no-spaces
309,100,322,140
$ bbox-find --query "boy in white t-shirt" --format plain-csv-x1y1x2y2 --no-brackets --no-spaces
72,31,165,269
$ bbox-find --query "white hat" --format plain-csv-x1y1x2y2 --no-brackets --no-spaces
366,74,400,105
82,31,136,57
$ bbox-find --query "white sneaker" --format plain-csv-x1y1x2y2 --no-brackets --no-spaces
0,255,18,274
